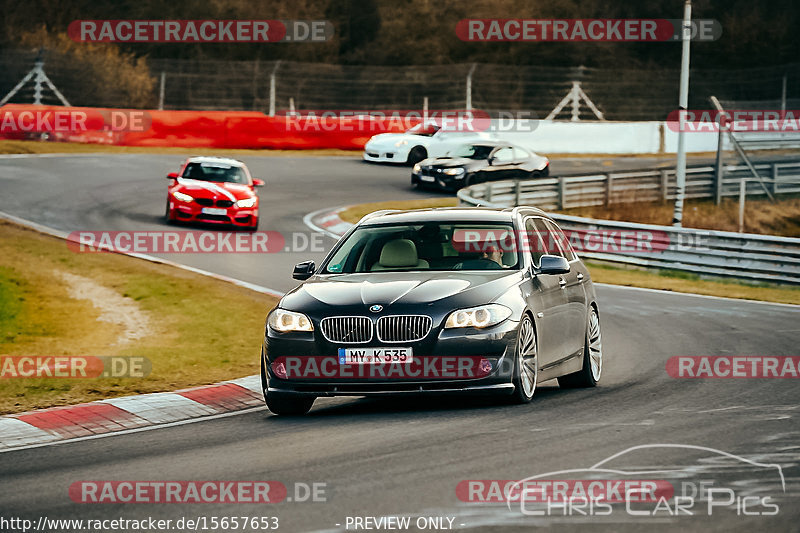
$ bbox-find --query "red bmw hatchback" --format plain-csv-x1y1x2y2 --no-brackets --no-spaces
165,156,264,230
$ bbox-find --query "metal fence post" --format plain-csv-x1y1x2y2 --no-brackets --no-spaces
485,183,493,203
158,72,165,110
514,179,522,206
558,177,566,209
660,170,669,203
466,64,476,110
269,61,281,117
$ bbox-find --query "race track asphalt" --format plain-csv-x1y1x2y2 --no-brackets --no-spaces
0,152,798,532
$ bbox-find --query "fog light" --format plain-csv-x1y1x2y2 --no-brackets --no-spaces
478,358,492,376
272,361,287,379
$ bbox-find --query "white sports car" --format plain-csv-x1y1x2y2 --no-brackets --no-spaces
363,123,497,166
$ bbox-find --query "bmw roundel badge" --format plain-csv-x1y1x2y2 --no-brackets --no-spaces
369,304,383,313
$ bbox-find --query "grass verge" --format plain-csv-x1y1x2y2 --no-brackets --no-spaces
0,139,361,158
338,198,458,224
0,220,278,414
336,199,800,305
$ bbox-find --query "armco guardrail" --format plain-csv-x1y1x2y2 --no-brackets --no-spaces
457,161,800,284
458,161,800,211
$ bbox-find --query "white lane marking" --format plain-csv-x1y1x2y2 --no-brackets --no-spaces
176,178,237,202
0,419,60,449
595,282,800,309
0,406,267,454
103,393,218,424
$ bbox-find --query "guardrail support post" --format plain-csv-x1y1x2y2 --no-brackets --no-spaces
514,180,522,206
771,164,779,196
485,184,493,203
714,125,725,205
660,170,669,203
738,179,746,233
605,174,613,207
557,177,566,209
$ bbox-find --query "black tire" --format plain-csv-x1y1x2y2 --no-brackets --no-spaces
246,217,259,231
407,146,427,166
558,306,602,388
509,314,538,404
164,200,174,224
266,391,315,416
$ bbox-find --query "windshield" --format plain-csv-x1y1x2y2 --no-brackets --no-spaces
323,222,520,273
181,162,247,184
450,144,496,159
406,123,440,136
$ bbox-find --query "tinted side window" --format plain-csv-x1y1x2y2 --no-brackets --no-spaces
531,218,562,258
544,220,576,262
524,219,547,267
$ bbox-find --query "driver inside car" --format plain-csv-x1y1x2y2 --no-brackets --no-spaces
482,245,504,267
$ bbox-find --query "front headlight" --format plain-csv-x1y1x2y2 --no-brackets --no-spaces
444,304,512,329
442,167,465,176
395,139,408,147
173,191,193,202
412,163,421,174
236,197,257,208
268,309,313,333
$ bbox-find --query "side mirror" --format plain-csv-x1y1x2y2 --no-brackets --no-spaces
166,172,179,180
293,260,315,280
537,254,570,275
252,178,265,187
487,156,496,166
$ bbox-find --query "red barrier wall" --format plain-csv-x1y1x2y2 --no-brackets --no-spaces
0,104,409,150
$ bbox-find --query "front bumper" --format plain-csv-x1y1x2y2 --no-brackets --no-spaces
264,318,519,397
363,150,402,163
169,201,258,227
411,170,465,191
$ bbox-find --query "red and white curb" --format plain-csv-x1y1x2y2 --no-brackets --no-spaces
303,206,353,239
0,376,264,451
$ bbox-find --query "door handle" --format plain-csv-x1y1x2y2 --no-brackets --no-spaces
559,277,567,289
577,273,584,282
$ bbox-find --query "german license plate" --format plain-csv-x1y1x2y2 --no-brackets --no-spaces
338,347,413,364
419,175,435,182
201,207,227,215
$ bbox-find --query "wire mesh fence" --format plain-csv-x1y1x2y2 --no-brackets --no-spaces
1,49,798,120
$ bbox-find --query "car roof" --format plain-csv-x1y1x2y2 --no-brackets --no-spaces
359,206,551,225
186,156,245,167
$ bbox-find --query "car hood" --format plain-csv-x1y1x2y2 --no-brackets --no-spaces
174,179,255,201
421,156,483,169
281,271,523,313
